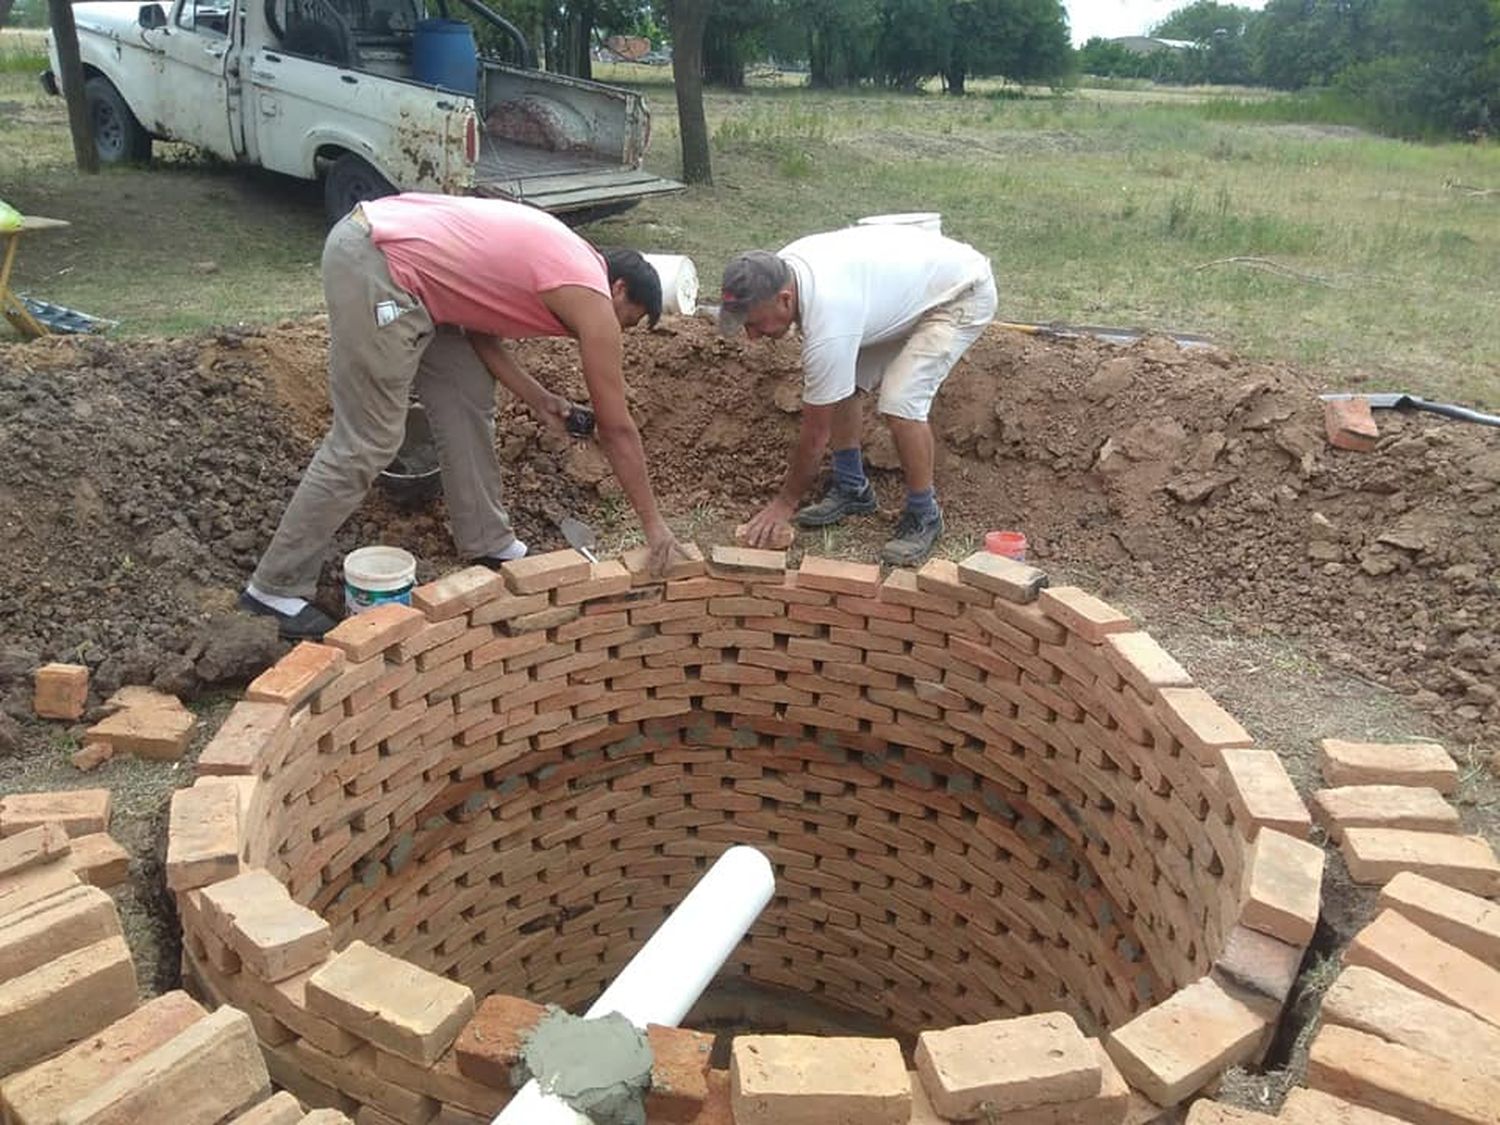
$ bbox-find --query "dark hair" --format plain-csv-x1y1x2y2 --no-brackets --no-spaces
601,248,663,327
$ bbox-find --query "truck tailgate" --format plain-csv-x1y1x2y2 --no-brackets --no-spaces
473,138,682,213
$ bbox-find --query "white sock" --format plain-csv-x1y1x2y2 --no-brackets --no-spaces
245,583,309,616
492,538,527,562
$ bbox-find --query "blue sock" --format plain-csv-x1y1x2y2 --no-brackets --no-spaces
906,487,939,521
831,447,868,493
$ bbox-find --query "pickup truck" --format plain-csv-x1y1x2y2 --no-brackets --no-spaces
43,0,683,221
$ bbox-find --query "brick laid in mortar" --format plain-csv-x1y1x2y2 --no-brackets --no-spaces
198,868,333,982
730,1035,910,1125
1218,749,1312,839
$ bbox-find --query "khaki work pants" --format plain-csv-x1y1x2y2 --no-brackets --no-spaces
251,212,519,599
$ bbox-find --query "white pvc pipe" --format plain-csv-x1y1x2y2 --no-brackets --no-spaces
493,845,775,1125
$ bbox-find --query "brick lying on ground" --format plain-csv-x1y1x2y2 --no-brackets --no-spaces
1105,978,1269,1106
85,693,196,760
730,1035,910,1125
1279,1087,1416,1125
1320,965,1500,1077
306,941,475,1067
0,934,138,1075
0,990,208,1125
53,1005,271,1125
1311,786,1460,842
1341,829,1500,897
33,663,89,721
1307,1023,1500,1125
1345,909,1500,1029
1378,871,1500,969
0,790,112,838
66,833,130,888
1184,1101,1278,1125
1218,749,1312,839
0,822,71,880
915,1012,1100,1118
1319,740,1459,794
0,883,120,982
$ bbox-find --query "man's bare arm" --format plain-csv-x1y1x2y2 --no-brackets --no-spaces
467,332,569,429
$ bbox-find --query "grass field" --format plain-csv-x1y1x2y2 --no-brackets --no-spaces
3,35,1498,404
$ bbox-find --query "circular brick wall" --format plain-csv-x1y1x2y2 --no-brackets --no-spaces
172,544,1319,1120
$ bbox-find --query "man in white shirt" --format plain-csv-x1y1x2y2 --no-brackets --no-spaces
719,224,997,564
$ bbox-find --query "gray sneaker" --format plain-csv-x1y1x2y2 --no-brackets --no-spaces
881,507,945,566
794,481,878,528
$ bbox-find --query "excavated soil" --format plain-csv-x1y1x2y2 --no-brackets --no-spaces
0,317,1496,757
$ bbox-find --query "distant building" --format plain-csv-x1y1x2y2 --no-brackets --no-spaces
1109,36,1198,54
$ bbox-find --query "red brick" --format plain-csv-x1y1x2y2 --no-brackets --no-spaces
1219,748,1312,839
1321,965,1500,1077
1342,829,1500,897
1307,1023,1500,1125
469,590,551,627
623,541,707,584
1104,977,1268,1105
1185,1104,1278,1125
500,548,591,594
227,1092,306,1124
86,701,196,761
71,742,114,772
0,935,138,1075
916,557,994,606
1211,923,1302,1005
55,1004,271,1125
0,990,207,1125
647,1024,715,1122
916,1012,1100,1117
555,559,634,605
1104,631,1192,695
0,821,71,879
247,643,346,709
454,994,547,1086
1320,740,1459,794
323,603,427,660
0,790,112,838
957,550,1048,603
67,833,130,888
1155,688,1253,764
0,884,118,983
1345,909,1500,1029
33,663,89,721
730,1034,910,1125
797,556,882,598
199,868,333,982
412,566,503,620
166,781,241,891
1378,871,1500,969
1280,1088,1413,1125
1324,397,1379,452
1312,786,1459,842
708,545,787,580
879,568,960,614
1038,587,1134,642
1239,828,1323,946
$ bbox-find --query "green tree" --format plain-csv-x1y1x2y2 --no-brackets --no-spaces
1250,0,1381,89
1153,1,1256,41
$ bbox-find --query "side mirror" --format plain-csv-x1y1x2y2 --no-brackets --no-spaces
138,4,167,28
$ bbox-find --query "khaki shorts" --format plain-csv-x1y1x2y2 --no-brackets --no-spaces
855,274,998,421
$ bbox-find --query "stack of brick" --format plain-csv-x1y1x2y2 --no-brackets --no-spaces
1184,868,1500,1125
0,813,319,1125
0,790,130,889
1315,739,1499,896
166,544,1317,1122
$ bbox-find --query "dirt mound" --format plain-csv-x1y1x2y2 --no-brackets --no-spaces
1,319,1494,750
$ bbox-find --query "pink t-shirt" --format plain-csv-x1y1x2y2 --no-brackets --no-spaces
363,194,608,338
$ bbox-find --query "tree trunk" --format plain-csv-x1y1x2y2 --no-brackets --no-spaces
48,0,97,173
945,66,965,95
0,0,16,31
666,0,711,184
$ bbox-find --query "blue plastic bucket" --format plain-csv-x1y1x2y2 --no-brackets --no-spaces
412,19,478,95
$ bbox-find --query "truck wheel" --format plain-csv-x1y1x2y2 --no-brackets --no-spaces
324,154,396,225
85,76,152,165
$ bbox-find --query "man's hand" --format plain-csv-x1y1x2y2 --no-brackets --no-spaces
533,391,572,434
743,499,795,549
645,522,690,578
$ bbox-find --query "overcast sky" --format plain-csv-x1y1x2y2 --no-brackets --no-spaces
1063,0,1269,45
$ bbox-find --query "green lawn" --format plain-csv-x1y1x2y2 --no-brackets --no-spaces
4,42,1497,405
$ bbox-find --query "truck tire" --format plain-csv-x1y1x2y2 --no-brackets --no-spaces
85,76,152,165
324,153,396,226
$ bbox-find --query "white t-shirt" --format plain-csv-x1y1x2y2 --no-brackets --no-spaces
782,225,992,406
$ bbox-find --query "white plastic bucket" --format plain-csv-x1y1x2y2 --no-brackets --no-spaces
857,212,943,234
343,545,417,616
642,253,699,317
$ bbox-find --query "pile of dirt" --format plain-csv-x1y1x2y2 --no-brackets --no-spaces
0,318,1494,752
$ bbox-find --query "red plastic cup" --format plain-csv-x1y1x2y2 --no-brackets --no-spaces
985,530,1028,562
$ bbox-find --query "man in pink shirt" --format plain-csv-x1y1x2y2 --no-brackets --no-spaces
241,193,684,639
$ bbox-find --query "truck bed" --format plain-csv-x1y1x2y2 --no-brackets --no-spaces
474,135,682,214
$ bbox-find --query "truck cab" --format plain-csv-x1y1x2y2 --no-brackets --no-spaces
45,0,683,221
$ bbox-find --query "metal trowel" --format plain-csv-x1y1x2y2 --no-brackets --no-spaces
557,515,599,563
